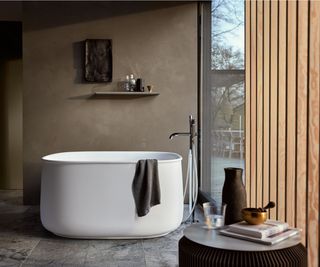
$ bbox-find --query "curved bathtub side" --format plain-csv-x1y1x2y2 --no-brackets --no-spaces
40,156,183,239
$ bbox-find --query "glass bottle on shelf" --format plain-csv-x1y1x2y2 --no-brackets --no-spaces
124,75,130,91
129,74,136,92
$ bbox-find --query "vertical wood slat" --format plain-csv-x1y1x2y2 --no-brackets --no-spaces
250,0,257,208
245,0,319,265
277,0,287,222
245,0,251,206
269,0,278,219
262,0,270,210
296,0,309,246
286,0,297,228
256,0,263,208
307,1,319,266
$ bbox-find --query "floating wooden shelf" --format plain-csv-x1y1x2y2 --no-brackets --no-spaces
92,91,159,98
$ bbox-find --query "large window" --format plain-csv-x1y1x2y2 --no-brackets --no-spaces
200,0,245,203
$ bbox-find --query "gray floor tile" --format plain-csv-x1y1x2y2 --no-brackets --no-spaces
144,252,178,267
22,238,89,267
0,236,39,267
0,190,204,267
141,224,187,267
84,240,146,267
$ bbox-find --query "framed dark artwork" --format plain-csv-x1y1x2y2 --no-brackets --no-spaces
85,39,112,82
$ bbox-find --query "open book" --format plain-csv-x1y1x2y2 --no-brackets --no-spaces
220,228,300,245
228,220,289,239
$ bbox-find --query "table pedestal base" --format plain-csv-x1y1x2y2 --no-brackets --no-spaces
179,236,307,267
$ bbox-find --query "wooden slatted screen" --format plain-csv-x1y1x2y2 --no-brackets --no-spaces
245,1,319,266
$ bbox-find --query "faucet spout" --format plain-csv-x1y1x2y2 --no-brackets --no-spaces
169,132,190,139
169,115,197,148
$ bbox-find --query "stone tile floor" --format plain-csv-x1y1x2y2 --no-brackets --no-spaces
0,190,204,267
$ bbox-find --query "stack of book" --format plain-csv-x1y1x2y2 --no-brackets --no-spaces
220,220,300,245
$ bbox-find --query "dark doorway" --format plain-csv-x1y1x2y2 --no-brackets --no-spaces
0,21,23,189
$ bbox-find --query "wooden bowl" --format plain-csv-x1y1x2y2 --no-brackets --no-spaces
241,208,267,225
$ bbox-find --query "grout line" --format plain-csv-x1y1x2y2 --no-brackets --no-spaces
141,240,147,267
19,238,41,267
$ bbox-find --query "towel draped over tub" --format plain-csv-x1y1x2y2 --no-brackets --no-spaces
132,159,161,217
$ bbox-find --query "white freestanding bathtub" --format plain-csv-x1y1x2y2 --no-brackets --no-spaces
40,151,184,239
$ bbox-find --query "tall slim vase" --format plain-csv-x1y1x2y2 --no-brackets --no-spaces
222,167,247,225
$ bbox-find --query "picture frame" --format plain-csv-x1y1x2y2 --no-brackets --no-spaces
84,39,112,82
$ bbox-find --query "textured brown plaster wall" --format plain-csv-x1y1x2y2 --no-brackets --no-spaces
23,2,198,204
0,2,22,21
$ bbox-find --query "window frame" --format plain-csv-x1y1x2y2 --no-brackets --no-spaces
197,1,245,204
198,1,214,204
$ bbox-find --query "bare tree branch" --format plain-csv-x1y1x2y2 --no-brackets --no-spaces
212,22,243,38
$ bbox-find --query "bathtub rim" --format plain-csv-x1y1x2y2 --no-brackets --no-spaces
42,151,183,164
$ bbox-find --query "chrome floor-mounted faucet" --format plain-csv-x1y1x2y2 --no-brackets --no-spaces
169,115,198,223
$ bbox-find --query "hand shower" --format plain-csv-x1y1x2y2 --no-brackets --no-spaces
169,115,198,223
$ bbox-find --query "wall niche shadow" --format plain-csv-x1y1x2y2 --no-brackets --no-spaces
73,41,85,84
23,2,187,32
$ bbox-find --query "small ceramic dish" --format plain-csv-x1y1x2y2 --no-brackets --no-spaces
241,208,267,225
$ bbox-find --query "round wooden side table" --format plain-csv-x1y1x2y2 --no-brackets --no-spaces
179,224,307,267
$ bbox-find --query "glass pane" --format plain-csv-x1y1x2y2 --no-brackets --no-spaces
201,0,245,203
211,0,244,70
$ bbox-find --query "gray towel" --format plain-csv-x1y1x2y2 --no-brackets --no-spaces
132,159,161,217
